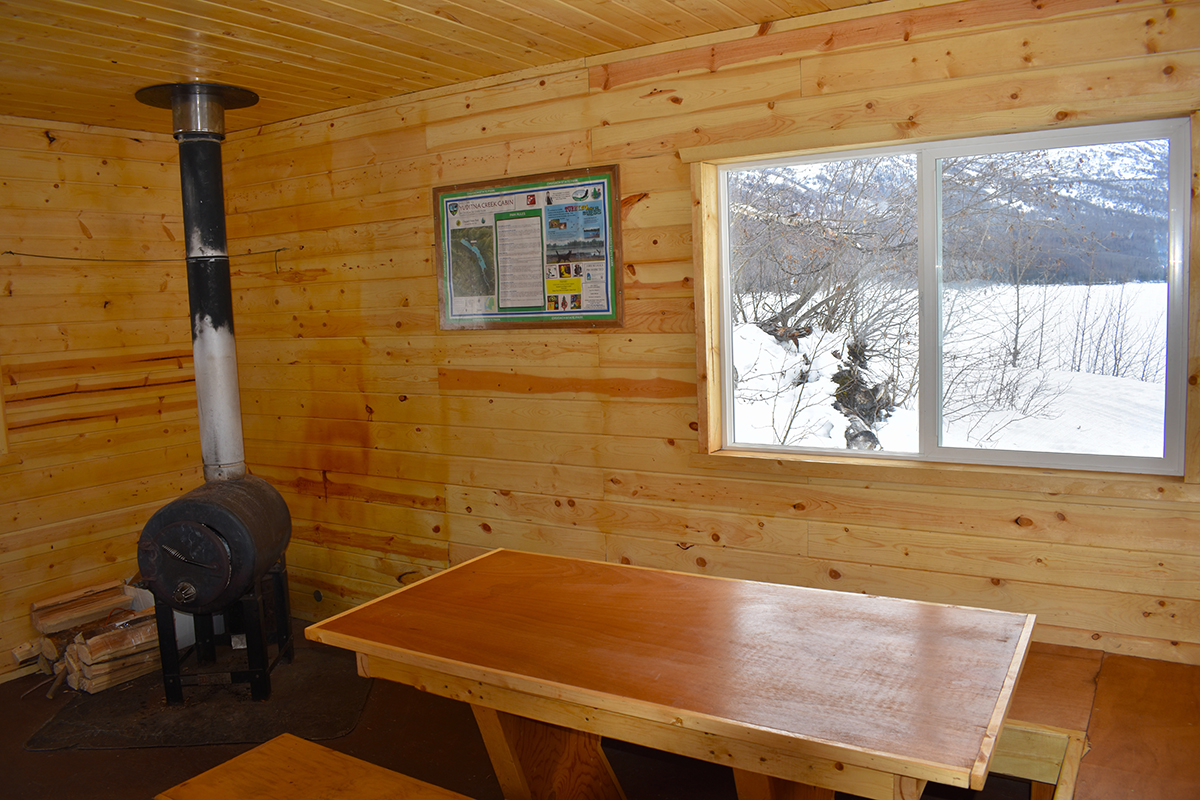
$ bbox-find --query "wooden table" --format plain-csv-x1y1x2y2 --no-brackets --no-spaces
306,549,1034,800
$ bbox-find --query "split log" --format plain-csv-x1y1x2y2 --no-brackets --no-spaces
78,646,158,680
66,655,161,694
40,629,82,662
64,640,158,680
10,638,40,667
30,581,135,634
29,580,126,612
73,607,157,665
62,644,82,677
39,608,140,661
56,606,161,693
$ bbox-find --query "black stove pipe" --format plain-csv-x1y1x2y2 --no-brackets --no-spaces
136,82,257,482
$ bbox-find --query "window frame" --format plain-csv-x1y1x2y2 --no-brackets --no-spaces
694,117,1193,479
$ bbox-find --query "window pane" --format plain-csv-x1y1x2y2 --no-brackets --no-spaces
938,140,1171,457
726,155,919,453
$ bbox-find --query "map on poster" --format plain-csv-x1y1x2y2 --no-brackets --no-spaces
434,166,622,329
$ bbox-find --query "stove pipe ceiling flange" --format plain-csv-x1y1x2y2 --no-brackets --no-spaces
136,83,257,482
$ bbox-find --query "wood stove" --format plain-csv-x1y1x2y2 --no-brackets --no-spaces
135,83,293,703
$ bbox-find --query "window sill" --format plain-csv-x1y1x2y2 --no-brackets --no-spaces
688,447,1196,504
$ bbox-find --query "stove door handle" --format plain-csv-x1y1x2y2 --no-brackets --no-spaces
162,544,220,571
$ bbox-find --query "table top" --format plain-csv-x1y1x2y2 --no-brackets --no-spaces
307,549,1034,789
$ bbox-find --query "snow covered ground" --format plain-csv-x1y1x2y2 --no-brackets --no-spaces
730,282,1169,460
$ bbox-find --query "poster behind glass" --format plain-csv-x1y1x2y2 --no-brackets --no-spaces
435,166,623,329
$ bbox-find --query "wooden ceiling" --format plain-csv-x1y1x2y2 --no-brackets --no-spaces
0,0,877,134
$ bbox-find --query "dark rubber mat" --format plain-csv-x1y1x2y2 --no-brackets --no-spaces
25,646,369,751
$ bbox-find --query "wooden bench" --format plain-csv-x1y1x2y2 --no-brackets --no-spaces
992,720,1087,799
155,732,472,800
984,642,1200,800
986,642,1098,800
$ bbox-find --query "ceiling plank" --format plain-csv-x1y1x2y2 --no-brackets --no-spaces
0,0,878,132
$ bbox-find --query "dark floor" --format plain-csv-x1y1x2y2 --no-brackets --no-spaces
0,628,1030,800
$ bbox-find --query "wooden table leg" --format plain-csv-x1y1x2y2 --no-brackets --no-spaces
732,769,834,800
472,705,626,800
895,776,927,799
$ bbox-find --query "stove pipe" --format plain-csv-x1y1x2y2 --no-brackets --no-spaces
136,82,258,482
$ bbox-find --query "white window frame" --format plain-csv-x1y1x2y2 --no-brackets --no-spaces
712,118,1191,476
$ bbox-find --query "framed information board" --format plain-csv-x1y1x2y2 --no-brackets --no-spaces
433,165,623,330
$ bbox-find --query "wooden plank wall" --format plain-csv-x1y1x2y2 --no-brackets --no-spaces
218,0,1200,664
0,118,200,680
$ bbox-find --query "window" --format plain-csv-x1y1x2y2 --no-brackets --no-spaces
711,119,1189,475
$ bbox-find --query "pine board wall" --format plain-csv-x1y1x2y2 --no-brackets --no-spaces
0,121,199,680
1,0,1198,681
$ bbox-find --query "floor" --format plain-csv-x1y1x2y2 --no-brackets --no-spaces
0,631,1195,800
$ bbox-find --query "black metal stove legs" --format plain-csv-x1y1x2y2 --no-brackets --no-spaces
154,556,293,704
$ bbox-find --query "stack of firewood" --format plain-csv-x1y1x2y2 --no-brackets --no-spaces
10,580,161,694
62,607,159,693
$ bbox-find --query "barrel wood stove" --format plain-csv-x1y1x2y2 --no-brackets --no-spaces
135,83,293,703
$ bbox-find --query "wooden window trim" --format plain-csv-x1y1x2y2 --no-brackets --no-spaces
688,110,1200,500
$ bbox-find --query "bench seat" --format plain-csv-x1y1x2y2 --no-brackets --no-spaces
986,642,1100,800
156,732,471,800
